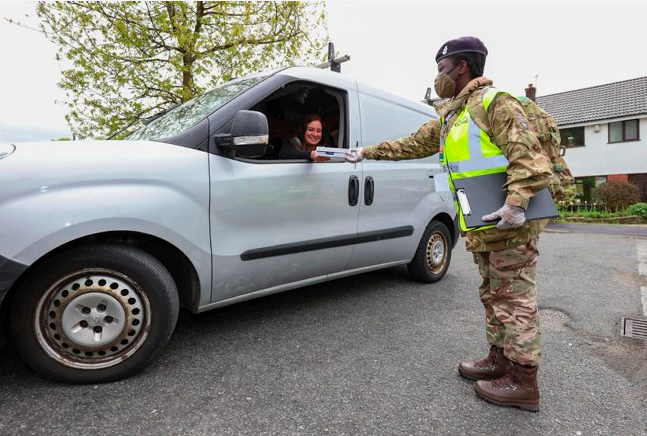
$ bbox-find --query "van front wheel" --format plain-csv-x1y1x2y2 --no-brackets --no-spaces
407,221,452,283
9,244,179,384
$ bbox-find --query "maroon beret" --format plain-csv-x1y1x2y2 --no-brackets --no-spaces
435,36,488,62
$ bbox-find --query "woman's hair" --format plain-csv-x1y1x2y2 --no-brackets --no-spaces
302,114,324,133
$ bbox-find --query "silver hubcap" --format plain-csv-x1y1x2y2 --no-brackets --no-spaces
61,292,126,348
426,231,448,274
35,269,151,370
430,240,445,265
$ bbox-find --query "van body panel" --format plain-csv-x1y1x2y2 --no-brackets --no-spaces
208,155,360,302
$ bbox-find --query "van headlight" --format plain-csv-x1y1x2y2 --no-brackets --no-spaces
0,144,15,160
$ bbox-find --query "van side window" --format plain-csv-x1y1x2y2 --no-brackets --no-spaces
245,82,348,162
358,89,438,163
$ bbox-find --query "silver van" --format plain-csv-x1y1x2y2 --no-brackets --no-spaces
0,66,458,383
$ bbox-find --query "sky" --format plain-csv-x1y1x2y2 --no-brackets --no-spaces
1,0,646,142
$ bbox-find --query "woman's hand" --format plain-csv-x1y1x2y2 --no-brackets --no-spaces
310,150,330,162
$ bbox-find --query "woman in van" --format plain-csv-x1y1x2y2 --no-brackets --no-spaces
279,114,329,161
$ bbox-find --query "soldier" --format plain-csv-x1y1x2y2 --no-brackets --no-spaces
345,36,552,412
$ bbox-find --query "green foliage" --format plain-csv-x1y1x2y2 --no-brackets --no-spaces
559,210,626,219
592,180,641,212
627,202,647,220
35,1,328,139
556,186,577,211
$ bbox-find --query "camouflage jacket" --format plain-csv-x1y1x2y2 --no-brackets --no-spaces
363,77,553,252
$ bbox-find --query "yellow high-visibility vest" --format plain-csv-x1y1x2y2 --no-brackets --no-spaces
440,88,507,231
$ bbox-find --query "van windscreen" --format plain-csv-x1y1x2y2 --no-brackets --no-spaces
128,76,267,141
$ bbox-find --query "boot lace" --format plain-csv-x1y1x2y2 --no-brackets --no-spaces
473,347,499,369
492,365,520,390
473,357,495,370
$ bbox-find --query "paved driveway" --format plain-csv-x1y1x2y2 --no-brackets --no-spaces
1,231,646,435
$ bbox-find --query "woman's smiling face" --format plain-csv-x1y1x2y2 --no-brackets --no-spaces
304,120,323,147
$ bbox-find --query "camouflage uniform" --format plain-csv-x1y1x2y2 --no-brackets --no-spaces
363,77,552,366
473,240,540,366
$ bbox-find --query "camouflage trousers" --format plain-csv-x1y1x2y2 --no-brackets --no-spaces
473,238,541,366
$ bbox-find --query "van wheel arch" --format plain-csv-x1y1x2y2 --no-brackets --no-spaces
429,212,458,248
2,231,201,318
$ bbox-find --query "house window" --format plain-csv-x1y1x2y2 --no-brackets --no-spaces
560,127,585,147
608,119,639,143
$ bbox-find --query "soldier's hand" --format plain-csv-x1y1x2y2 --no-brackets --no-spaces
345,147,365,163
482,204,526,230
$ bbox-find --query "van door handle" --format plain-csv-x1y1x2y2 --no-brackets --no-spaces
364,176,374,205
348,175,359,206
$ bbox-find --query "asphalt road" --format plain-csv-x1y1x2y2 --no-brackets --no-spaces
1,231,646,436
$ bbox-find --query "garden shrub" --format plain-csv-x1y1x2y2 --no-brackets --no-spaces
627,202,647,220
592,181,640,212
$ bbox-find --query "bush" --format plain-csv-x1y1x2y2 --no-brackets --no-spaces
592,181,641,212
627,202,647,220
557,186,577,211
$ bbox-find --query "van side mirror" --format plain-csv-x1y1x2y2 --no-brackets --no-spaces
215,110,268,158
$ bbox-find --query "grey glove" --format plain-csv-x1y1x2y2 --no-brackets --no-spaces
345,147,365,163
482,204,526,230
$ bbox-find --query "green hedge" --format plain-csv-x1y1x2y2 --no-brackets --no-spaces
559,210,626,219
627,202,647,220
558,202,647,223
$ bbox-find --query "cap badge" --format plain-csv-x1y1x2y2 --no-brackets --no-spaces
442,45,448,55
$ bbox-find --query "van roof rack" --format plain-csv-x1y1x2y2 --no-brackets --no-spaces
314,55,350,71
314,42,350,73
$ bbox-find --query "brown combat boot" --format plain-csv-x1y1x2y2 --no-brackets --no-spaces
458,345,511,381
474,363,540,412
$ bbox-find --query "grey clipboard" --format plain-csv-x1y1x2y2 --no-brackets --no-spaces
452,172,558,229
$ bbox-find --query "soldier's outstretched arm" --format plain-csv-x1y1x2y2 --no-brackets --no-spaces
362,119,441,161
488,95,552,209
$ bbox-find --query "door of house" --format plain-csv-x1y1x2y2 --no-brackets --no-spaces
629,174,647,203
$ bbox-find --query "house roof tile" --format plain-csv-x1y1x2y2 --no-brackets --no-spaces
535,76,647,126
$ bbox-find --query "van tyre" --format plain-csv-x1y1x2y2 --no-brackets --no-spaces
9,244,179,384
407,221,452,283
